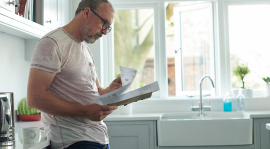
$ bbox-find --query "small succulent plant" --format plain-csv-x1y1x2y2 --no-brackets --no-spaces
233,64,250,89
262,77,270,85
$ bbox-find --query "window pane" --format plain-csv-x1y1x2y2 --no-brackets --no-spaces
114,9,155,90
228,5,270,90
166,2,215,97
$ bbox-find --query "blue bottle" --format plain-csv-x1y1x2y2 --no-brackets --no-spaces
223,92,232,112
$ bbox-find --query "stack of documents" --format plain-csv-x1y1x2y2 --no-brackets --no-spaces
94,66,160,106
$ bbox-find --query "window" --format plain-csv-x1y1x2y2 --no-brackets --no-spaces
166,2,216,97
228,4,270,92
103,4,160,98
113,8,155,90
100,0,268,100
223,1,270,97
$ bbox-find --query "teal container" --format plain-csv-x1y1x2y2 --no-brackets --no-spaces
223,92,232,112
224,102,232,112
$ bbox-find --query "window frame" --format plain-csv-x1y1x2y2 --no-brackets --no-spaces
102,3,162,98
173,2,216,97
100,0,269,100
223,0,270,97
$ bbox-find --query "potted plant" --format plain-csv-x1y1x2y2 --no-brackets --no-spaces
17,97,41,121
232,64,253,97
262,77,270,96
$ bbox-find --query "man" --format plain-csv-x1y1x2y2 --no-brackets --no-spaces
27,0,119,149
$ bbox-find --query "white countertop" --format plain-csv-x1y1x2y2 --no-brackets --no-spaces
104,111,270,121
14,111,270,124
104,113,162,121
244,111,270,118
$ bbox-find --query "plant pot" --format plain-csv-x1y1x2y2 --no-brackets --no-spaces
233,89,253,98
266,84,270,97
18,114,41,121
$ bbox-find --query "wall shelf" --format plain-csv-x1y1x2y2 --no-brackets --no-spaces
0,8,51,39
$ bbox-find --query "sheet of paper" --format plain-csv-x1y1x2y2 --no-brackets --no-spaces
93,66,137,103
100,81,159,105
120,66,137,86
93,81,132,102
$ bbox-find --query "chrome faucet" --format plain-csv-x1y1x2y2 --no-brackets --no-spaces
191,76,215,116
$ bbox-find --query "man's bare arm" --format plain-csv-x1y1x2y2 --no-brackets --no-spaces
27,68,117,121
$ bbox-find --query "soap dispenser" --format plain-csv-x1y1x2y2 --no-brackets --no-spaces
223,92,232,112
236,89,245,111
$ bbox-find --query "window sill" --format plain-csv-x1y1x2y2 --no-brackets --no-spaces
148,96,270,101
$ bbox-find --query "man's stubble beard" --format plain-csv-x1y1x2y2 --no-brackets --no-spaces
82,22,102,44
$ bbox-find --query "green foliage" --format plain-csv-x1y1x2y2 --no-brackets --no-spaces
114,10,154,89
233,64,250,79
116,73,121,78
262,77,270,84
232,64,250,88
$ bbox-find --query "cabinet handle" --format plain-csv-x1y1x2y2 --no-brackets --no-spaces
46,20,52,23
7,0,15,6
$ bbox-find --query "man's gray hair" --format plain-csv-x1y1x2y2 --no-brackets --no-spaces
75,0,114,15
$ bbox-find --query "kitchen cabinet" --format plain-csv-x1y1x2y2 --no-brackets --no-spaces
254,118,270,149
0,0,70,39
43,0,60,30
105,120,156,149
0,4,49,39
0,0,70,61
43,0,70,30
105,120,254,149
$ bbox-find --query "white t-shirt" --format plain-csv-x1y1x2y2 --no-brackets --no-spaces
30,28,108,149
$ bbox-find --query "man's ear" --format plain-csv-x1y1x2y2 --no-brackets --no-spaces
83,8,90,19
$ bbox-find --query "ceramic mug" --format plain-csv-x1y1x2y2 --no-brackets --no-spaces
21,127,41,144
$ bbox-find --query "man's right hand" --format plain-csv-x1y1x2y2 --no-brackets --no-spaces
84,103,117,121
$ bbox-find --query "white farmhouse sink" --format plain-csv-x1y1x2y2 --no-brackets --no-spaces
157,112,252,146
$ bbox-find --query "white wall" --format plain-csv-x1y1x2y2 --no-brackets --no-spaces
0,32,31,110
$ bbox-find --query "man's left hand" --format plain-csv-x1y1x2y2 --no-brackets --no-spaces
108,76,122,92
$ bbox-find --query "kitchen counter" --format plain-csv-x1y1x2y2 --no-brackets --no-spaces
12,111,270,148
244,111,270,118
104,113,162,121
14,111,270,124
105,111,270,121
12,111,270,149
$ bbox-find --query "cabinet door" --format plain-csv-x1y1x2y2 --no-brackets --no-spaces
43,0,60,30
105,121,156,149
254,118,270,149
0,0,15,13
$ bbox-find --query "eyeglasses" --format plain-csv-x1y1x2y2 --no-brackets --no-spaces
82,8,112,33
